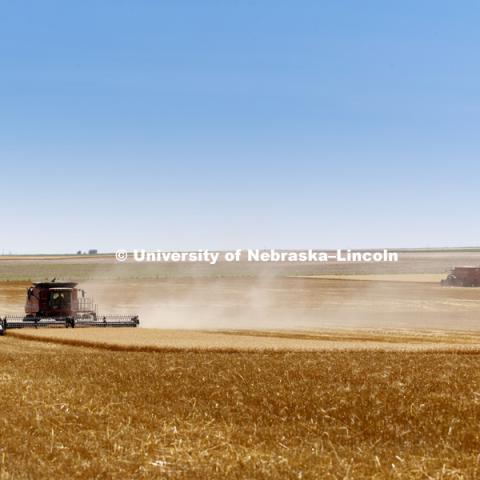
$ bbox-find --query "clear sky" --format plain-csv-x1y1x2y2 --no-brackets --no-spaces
1,1,479,253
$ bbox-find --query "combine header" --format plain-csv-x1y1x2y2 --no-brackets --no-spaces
0,281,139,335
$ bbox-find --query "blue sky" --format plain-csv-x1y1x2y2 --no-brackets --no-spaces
1,1,479,253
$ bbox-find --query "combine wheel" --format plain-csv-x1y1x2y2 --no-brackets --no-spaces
441,275,457,287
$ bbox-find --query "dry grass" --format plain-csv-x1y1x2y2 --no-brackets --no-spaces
1,337,480,479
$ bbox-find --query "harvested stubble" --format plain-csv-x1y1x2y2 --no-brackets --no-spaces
1,336,480,479
9,328,480,353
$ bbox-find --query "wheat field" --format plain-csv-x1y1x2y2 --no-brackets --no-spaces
2,253,480,478
2,334,480,479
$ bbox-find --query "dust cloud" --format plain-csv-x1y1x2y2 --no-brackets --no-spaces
79,267,480,332
2,256,480,332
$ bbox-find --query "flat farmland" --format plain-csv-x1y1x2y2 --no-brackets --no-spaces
2,252,480,478
1,249,480,281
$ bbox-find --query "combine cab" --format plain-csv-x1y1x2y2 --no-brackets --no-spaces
441,267,480,287
1,281,139,334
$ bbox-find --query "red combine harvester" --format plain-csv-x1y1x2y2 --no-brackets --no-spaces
0,281,139,335
441,267,480,287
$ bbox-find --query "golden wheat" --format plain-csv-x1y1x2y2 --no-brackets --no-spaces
1,335,480,479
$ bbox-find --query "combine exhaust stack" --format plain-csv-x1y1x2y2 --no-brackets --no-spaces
1,281,139,334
